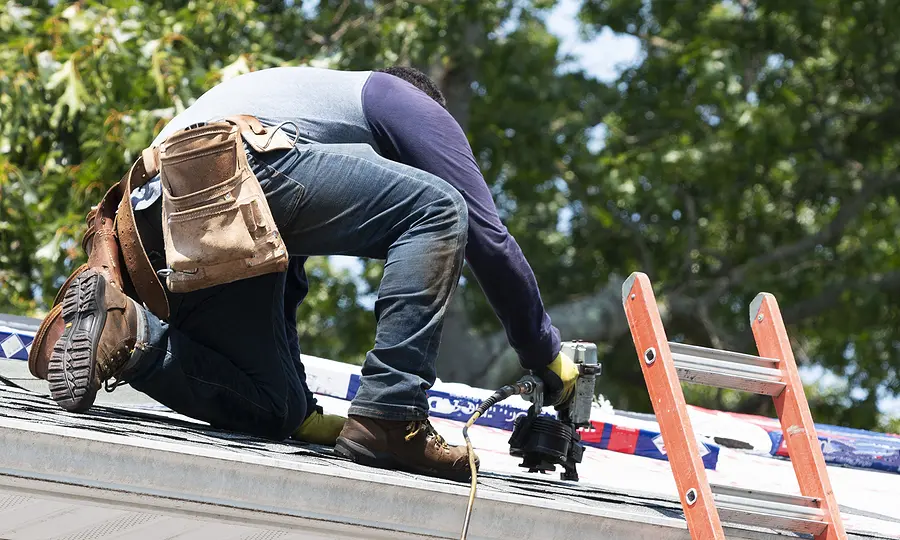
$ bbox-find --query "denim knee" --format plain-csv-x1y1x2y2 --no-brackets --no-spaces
425,181,469,245
226,396,307,441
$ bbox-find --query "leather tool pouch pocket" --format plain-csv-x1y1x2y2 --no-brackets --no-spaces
158,121,288,293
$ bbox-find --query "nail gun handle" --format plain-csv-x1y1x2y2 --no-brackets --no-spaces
560,341,601,427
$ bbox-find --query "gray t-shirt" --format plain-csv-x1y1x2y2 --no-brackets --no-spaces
151,67,376,147
134,67,376,210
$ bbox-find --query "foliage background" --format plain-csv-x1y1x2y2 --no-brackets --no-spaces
1,0,897,431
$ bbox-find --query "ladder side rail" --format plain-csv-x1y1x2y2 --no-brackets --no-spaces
750,293,848,540
623,273,726,540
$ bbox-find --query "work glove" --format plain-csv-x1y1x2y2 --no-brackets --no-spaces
291,407,346,446
534,350,579,408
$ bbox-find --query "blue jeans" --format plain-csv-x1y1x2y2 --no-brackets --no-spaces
129,141,468,439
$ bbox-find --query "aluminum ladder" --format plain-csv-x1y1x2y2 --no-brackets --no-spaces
621,272,847,540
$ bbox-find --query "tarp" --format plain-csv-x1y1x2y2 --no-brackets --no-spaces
305,355,724,468
0,325,32,362
4,316,899,474
713,408,900,473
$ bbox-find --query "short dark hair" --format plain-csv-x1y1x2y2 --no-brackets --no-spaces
377,66,446,108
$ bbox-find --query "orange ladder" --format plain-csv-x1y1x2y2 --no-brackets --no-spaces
622,272,847,540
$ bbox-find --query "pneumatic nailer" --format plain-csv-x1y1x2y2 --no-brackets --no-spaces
459,341,601,539
509,340,601,481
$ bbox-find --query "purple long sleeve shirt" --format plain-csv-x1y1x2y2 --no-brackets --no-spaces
362,73,561,369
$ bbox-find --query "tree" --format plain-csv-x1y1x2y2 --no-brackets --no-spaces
1,0,897,431
436,0,900,432
559,0,899,428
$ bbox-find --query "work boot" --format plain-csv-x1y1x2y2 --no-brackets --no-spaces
291,407,346,446
334,415,479,482
48,268,141,413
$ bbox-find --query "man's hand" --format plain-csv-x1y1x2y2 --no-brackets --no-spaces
535,350,578,408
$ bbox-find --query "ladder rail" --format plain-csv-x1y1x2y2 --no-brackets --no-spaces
623,274,726,540
750,294,848,540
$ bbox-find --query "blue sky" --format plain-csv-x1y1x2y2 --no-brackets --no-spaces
546,0,641,82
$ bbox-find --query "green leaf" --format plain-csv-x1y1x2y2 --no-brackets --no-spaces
46,59,88,127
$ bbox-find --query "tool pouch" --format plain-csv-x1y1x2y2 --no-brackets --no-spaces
157,119,288,293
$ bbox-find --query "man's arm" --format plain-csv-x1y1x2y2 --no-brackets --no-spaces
362,72,560,369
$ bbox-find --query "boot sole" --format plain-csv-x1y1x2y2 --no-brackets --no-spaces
334,437,473,483
47,269,106,413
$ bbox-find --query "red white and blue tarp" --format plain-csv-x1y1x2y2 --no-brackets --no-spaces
3,319,899,474
711,408,900,473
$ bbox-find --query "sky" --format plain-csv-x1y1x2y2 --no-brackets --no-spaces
546,0,642,82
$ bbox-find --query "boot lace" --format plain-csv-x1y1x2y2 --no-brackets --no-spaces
404,419,450,449
101,346,134,393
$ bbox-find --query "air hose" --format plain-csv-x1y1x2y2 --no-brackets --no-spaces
460,378,539,540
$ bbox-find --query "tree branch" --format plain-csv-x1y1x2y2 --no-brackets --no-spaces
331,0,351,25
703,172,900,301
307,2,398,48
697,303,730,350
782,270,900,323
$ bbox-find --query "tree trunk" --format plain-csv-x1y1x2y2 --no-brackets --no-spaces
429,17,484,131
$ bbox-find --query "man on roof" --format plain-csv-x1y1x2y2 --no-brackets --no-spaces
48,66,578,481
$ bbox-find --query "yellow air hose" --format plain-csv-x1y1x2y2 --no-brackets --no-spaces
459,378,539,540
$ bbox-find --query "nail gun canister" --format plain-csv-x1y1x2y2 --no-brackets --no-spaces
560,341,601,428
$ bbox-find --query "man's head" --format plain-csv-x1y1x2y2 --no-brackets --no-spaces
376,66,446,108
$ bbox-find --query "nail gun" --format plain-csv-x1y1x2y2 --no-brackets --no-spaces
510,341,601,481
459,341,601,539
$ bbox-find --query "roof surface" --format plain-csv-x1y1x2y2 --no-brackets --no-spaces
1,311,899,539
2,383,899,540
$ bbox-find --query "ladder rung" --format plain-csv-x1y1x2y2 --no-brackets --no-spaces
713,488,826,535
669,343,780,369
710,484,820,509
711,484,824,535
669,342,786,396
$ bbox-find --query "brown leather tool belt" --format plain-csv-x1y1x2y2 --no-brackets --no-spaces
28,115,294,380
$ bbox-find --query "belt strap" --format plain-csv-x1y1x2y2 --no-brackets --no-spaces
115,115,294,320
227,115,295,152
116,155,169,320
